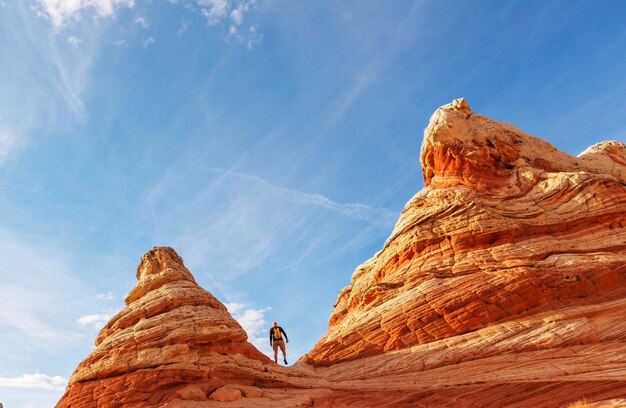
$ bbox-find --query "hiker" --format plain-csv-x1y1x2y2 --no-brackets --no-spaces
269,321,289,364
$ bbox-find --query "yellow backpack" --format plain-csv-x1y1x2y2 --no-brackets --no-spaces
273,327,282,340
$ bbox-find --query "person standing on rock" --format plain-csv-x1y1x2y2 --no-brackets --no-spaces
269,321,289,365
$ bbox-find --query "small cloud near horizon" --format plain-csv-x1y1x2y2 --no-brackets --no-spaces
77,313,111,329
95,292,115,300
0,373,68,390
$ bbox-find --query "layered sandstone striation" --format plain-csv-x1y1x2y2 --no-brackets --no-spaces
56,247,315,407
58,99,626,407
304,98,626,366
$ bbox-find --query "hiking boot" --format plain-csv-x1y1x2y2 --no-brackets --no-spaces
284,359,288,365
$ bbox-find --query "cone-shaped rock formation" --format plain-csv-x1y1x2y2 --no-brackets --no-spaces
56,247,303,407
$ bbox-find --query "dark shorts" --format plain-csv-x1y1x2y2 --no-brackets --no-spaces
272,339,286,353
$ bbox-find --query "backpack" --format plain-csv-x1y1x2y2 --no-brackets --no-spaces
273,327,282,340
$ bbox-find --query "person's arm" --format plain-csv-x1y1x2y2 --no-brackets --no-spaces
280,327,288,343
269,329,273,345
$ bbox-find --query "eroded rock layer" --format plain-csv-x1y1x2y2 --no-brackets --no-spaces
304,98,626,365
56,247,309,407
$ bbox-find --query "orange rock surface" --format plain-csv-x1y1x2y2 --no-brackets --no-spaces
57,99,626,407
56,247,306,407
304,98,626,365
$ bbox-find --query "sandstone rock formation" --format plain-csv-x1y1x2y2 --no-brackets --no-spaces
58,99,626,407
56,247,313,407
304,98,626,365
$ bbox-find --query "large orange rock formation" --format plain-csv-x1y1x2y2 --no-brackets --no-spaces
57,99,626,407
304,98,626,365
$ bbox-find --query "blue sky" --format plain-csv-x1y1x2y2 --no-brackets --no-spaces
1,1,626,406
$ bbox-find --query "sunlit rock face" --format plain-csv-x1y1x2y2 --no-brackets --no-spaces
304,98,626,365
55,247,301,407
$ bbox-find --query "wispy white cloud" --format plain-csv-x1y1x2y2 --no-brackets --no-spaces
33,0,135,29
144,166,398,284
0,373,68,390
134,15,150,28
163,0,261,47
246,25,262,49
199,0,229,25
220,0,261,47
227,22,262,49
212,169,398,224
95,292,115,300
0,127,19,164
0,2,94,156
0,229,89,369
177,21,189,36
230,4,244,26
112,39,127,46
67,35,81,46
142,37,155,48
77,313,111,329
32,0,261,49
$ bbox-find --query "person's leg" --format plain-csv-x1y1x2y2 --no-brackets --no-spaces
280,341,287,364
272,342,278,363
